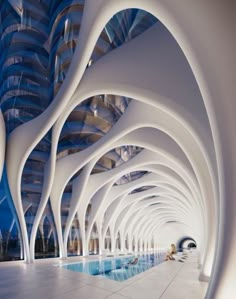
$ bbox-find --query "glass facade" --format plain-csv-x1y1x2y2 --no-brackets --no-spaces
0,0,157,261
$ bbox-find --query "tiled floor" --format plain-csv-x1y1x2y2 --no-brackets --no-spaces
0,252,208,299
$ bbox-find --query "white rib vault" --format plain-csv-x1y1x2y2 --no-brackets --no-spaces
0,1,234,299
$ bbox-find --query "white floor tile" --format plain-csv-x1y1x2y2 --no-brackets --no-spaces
106,293,132,299
92,278,126,292
55,285,112,299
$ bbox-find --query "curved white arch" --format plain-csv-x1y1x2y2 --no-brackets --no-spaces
44,19,217,279
20,14,216,278
3,2,234,298
51,99,216,278
20,6,214,264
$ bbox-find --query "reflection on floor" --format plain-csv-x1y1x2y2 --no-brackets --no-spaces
0,251,208,299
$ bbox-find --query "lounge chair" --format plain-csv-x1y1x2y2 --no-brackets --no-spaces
128,257,139,265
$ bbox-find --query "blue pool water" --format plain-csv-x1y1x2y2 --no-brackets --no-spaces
60,252,165,281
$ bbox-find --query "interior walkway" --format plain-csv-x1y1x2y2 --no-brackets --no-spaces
0,251,208,299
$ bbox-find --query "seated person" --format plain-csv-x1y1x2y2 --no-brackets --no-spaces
165,244,177,261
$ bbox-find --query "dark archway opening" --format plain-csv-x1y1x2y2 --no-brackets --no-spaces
188,242,197,249
177,237,197,252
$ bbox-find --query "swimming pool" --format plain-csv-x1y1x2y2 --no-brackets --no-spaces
60,252,165,281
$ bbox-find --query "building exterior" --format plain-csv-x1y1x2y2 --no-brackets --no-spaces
0,1,234,298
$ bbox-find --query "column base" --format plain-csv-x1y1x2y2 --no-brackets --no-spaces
199,272,210,282
60,256,67,260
